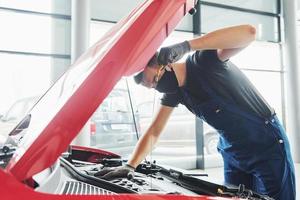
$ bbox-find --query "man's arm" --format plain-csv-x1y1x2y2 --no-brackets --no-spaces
189,24,256,61
127,105,174,168
157,24,256,65
94,105,174,180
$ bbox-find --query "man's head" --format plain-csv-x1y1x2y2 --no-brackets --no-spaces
134,52,179,94
134,52,161,88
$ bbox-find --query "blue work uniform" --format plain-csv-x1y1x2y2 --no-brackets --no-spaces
161,50,295,199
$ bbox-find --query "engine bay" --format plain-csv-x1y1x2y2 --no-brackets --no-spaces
1,144,274,199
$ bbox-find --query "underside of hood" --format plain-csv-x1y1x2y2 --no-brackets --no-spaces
5,0,198,181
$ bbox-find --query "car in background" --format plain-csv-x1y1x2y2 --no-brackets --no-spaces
89,87,139,155
136,100,219,155
0,96,39,144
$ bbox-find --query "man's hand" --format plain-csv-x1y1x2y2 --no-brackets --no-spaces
94,164,135,181
158,41,191,65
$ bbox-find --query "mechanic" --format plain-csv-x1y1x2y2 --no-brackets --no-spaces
96,24,295,200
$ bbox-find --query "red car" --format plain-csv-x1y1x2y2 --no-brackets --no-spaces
0,1,272,200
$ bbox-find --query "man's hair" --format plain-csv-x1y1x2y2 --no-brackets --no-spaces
134,52,159,84
147,51,159,67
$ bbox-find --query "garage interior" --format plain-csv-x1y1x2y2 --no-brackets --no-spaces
0,0,299,199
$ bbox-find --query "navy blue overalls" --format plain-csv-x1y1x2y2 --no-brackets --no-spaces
180,58,296,199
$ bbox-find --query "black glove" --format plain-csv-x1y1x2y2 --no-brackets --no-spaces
94,164,135,181
158,41,191,65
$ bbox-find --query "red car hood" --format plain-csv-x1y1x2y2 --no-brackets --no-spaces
5,0,198,181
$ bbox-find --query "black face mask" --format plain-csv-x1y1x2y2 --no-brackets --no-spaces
155,69,179,94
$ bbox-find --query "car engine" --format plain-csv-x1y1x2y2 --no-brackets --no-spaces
1,145,273,200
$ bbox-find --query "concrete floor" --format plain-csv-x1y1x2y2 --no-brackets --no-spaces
191,163,299,200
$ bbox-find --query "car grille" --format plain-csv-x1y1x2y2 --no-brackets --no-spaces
61,181,116,195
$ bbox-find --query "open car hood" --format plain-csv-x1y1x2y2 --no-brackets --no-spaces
5,0,198,181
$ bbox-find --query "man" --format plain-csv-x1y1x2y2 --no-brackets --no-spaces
96,25,295,200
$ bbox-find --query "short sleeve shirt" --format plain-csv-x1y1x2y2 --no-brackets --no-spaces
161,50,274,119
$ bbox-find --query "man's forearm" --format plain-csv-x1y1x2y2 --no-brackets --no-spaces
127,127,160,168
189,24,256,51
127,106,173,168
